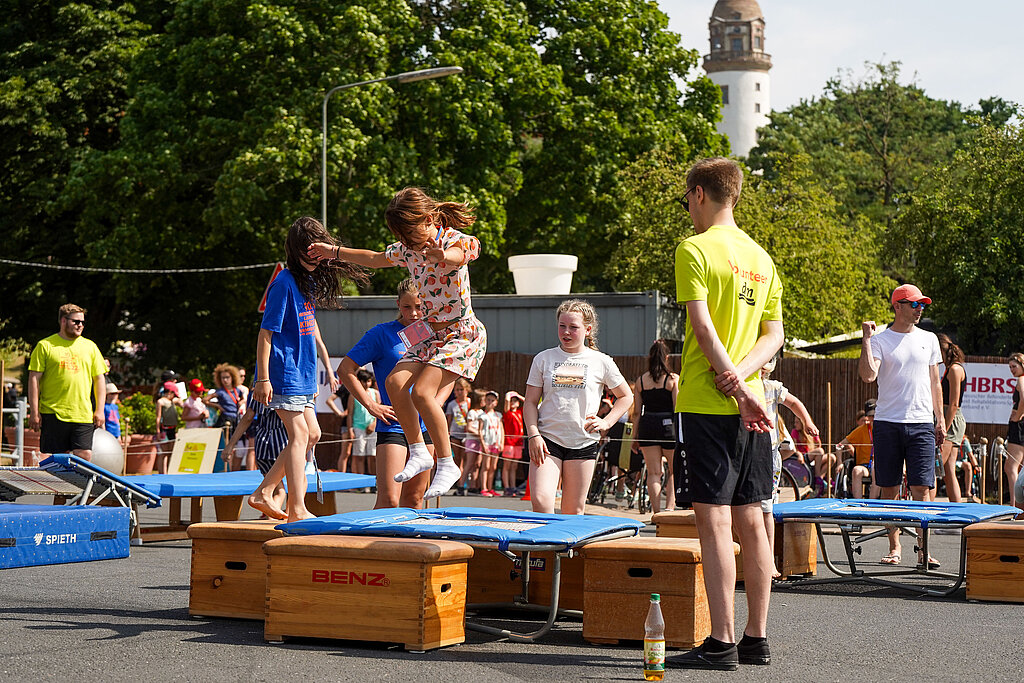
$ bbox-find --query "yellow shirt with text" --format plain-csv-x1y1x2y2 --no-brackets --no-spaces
675,224,783,415
27,334,105,423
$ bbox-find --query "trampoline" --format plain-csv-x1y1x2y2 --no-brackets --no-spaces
128,470,375,542
278,507,643,641
773,498,1019,596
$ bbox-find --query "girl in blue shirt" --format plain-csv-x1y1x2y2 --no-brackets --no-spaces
248,217,367,522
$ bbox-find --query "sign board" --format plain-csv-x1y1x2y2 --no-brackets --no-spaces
955,362,1017,424
257,262,285,313
167,428,222,474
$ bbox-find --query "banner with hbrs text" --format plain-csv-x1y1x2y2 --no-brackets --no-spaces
956,363,1017,424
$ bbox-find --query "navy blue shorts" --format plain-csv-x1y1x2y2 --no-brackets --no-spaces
872,420,935,488
675,413,773,506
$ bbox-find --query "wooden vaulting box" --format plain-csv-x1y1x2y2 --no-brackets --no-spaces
263,535,474,651
652,509,817,580
467,549,584,611
965,520,1024,603
187,520,284,620
580,536,722,649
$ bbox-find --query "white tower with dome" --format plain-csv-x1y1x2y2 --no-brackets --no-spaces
703,0,772,157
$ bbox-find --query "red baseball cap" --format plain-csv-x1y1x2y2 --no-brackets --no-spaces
188,378,205,393
890,284,931,307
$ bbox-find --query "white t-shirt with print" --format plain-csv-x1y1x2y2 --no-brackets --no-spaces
527,346,627,449
870,326,942,424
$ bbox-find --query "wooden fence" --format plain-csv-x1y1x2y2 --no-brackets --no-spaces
471,351,1011,449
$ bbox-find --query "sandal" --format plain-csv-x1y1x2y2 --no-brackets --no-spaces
918,555,941,570
880,551,901,565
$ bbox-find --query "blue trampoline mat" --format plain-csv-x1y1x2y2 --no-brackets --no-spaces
773,498,1019,526
126,470,375,498
277,507,643,551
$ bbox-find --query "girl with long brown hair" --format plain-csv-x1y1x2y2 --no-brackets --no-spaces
307,188,486,498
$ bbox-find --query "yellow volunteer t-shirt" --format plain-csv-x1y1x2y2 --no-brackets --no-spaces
675,224,783,415
27,334,106,423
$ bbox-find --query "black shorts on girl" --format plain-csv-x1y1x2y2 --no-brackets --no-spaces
376,430,432,447
636,412,675,449
1008,419,1024,446
541,437,599,461
676,413,773,506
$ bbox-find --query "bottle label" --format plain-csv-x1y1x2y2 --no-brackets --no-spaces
643,638,665,672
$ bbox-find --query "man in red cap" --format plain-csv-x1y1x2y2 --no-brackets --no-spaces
859,284,946,568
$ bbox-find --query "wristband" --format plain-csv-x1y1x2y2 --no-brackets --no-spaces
255,379,271,384
528,434,543,440
335,245,340,260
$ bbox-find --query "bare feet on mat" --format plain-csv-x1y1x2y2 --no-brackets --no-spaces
286,510,317,524
248,493,287,520
425,457,462,499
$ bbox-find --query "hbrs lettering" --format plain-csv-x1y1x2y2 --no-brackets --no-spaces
311,569,388,586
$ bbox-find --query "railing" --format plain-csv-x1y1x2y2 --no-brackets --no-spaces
1,398,28,466
703,50,772,67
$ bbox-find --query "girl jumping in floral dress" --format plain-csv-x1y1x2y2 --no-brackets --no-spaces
308,188,486,498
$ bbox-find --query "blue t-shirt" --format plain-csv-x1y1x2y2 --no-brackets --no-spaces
260,268,317,395
345,319,424,434
104,403,121,438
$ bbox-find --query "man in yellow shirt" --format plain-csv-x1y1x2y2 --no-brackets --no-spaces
27,304,106,460
668,158,784,671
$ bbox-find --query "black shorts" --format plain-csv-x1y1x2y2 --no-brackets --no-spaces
376,430,432,447
541,437,599,461
636,412,675,449
40,413,94,454
873,420,935,488
675,413,773,506
255,458,275,475
1009,420,1024,446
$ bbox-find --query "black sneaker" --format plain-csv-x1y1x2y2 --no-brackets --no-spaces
738,635,771,665
666,638,739,671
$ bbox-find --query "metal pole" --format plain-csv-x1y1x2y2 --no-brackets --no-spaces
321,66,462,230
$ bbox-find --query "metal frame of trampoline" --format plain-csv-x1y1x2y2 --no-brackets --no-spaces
773,501,1018,597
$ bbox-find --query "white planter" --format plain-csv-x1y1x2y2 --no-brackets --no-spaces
507,254,578,295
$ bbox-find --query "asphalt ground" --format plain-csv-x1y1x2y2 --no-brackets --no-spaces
1,492,1021,682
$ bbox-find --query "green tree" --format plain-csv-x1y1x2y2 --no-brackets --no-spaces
39,0,720,370
0,0,150,352
608,152,894,342
894,115,1024,354
748,62,994,228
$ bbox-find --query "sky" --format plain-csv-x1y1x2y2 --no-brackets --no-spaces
659,0,1024,112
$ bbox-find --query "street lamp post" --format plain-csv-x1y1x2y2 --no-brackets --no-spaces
321,66,463,229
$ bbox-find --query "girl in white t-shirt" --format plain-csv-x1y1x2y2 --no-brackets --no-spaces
524,299,633,514
475,390,504,497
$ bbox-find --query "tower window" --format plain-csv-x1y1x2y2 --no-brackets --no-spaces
755,103,761,113
720,85,729,105
730,37,743,51
754,36,761,48
755,82,761,92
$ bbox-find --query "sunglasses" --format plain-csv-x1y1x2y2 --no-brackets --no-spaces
681,186,695,211
898,300,927,310
65,318,85,326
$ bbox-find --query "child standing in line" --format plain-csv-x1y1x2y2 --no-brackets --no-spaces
103,383,122,440
182,378,210,429
447,378,472,483
523,300,633,515
462,389,486,493
501,391,525,495
348,369,379,479
248,216,367,522
476,390,504,496
308,187,486,498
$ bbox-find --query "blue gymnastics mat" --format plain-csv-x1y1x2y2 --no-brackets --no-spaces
773,498,1019,527
126,470,374,498
0,503,130,569
277,507,643,551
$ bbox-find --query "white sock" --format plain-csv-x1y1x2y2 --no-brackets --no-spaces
394,442,433,483
425,456,462,499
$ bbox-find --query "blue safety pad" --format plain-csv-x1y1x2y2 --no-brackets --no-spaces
773,498,1019,527
41,454,162,508
0,503,130,569
276,507,643,552
126,471,375,498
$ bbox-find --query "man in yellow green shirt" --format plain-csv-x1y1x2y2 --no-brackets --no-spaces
667,158,784,671
27,304,107,460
